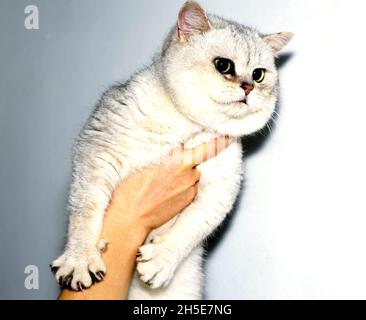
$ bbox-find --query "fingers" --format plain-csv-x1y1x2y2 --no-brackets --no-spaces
166,135,234,167
176,183,199,211
159,183,199,221
187,183,199,202
174,168,200,197
183,135,234,166
181,170,200,202
191,168,201,184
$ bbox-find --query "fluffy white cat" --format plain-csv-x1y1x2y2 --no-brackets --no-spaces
51,1,292,299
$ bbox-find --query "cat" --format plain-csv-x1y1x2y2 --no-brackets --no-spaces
51,1,292,299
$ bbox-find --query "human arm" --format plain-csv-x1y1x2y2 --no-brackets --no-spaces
58,136,232,300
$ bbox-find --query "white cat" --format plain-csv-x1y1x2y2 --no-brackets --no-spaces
51,1,292,299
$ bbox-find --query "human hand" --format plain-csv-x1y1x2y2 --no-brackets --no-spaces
104,135,233,241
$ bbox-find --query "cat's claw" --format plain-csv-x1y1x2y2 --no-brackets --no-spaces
136,242,178,289
51,249,106,291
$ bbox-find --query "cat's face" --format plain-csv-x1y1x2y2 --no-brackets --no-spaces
162,1,292,137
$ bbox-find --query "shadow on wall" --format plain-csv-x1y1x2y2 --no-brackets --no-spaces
202,52,294,298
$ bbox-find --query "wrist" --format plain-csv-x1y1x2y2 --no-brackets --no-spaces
102,207,149,249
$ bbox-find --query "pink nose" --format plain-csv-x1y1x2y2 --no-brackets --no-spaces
241,82,254,96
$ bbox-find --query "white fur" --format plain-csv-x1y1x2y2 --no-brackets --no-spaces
51,1,291,298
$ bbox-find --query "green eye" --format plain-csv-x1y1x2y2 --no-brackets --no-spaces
252,68,266,83
214,57,235,75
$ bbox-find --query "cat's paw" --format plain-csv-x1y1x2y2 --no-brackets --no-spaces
51,248,106,291
136,242,179,289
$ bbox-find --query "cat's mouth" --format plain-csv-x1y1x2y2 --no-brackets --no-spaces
211,97,248,106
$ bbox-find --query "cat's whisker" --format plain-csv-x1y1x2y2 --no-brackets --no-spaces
266,122,272,135
271,110,282,121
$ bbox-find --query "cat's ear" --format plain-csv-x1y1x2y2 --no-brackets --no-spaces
262,32,294,54
177,1,210,42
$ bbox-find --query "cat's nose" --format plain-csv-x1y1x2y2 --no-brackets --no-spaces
241,82,254,96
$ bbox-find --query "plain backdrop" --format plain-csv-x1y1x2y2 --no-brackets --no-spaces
1,0,366,299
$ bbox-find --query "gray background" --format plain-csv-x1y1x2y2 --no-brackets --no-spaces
1,0,366,299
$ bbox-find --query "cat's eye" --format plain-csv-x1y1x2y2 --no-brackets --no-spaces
214,57,235,75
252,68,266,83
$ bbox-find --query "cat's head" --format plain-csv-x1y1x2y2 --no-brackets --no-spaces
160,1,293,137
